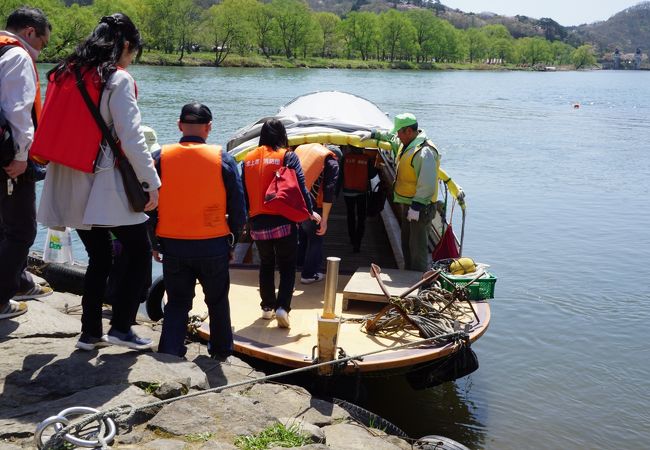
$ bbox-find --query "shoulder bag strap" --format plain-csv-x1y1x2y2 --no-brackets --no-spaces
74,66,121,161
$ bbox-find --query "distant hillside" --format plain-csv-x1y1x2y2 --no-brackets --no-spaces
568,2,650,52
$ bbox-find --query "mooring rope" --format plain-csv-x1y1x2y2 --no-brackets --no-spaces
37,330,467,450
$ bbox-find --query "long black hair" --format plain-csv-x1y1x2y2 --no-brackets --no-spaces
49,13,142,82
259,119,288,150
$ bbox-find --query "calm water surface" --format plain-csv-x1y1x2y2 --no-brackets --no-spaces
34,67,650,449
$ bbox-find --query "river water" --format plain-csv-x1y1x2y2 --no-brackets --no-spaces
33,66,650,449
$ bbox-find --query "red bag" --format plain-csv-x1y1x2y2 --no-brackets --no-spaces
431,223,460,261
264,166,310,223
30,69,104,173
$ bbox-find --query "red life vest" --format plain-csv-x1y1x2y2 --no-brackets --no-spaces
156,143,230,239
343,152,371,192
29,67,107,172
294,143,336,208
0,36,42,161
243,146,287,218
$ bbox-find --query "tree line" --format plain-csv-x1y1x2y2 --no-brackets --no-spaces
1,0,597,68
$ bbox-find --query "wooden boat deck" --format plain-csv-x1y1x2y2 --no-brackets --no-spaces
195,268,490,373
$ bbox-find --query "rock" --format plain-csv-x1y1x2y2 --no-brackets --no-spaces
153,381,188,400
0,442,22,450
278,417,326,443
147,392,275,441
142,438,186,449
190,351,265,393
0,295,80,339
0,385,151,440
245,383,350,426
322,423,406,450
0,337,208,409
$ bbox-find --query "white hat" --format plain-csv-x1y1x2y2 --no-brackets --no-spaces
141,125,161,152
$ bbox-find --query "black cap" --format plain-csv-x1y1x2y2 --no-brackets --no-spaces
179,102,212,124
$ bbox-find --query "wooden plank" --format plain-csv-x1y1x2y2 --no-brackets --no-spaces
341,266,423,309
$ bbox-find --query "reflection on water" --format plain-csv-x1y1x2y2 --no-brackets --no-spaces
32,65,650,449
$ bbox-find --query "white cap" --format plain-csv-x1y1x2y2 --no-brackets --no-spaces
141,125,161,152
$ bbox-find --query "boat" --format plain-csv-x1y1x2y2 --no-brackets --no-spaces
177,91,493,380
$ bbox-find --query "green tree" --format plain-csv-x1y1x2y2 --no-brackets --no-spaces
516,37,552,65
481,25,514,63
250,1,277,58
572,44,596,69
270,0,311,59
379,9,417,62
340,11,378,61
407,9,437,63
175,0,201,62
47,3,95,58
551,40,575,65
314,12,341,57
202,0,255,66
464,28,488,63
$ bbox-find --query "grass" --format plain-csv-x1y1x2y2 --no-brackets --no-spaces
184,432,215,443
233,423,312,449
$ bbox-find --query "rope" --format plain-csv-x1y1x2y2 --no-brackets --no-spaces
40,330,466,449
363,284,475,339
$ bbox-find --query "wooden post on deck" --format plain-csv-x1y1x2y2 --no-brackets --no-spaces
317,257,341,376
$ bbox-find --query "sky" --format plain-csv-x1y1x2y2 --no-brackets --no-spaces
441,0,645,26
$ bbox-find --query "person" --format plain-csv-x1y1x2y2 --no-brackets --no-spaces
0,7,52,321
151,103,246,360
294,143,339,284
36,14,161,350
338,145,377,253
242,119,319,328
368,113,440,272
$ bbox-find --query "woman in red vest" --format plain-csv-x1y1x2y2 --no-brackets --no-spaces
36,14,160,351
242,119,319,328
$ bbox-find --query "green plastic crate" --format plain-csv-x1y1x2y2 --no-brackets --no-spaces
439,272,497,300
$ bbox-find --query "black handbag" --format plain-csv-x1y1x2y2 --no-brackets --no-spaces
75,67,149,212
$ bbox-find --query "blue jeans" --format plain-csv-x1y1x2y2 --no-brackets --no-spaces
297,217,323,278
158,253,232,358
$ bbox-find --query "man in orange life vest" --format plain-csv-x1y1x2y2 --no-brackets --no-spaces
0,7,52,321
150,103,246,360
339,146,377,253
294,143,340,284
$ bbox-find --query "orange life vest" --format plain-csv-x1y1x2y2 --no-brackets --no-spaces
156,143,230,239
0,36,42,161
294,143,336,208
343,152,371,192
243,145,288,218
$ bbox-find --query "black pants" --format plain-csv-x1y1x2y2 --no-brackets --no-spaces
0,176,36,306
77,223,151,337
344,194,367,251
159,253,232,358
255,227,298,312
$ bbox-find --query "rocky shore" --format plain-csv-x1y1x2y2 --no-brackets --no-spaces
0,278,414,449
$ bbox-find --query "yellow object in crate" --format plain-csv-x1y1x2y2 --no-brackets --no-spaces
450,257,476,275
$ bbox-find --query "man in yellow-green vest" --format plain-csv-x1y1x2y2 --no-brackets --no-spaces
369,113,440,272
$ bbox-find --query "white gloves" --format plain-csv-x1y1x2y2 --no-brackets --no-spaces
406,207,420,222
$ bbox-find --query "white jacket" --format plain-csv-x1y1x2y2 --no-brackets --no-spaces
37,69,161,229
0,30,38,161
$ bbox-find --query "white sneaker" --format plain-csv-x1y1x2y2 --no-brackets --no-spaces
300,273,325,284
261,308,274,320
276,307,290,328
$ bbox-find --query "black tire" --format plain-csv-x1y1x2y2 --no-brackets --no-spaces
38,261,86,295
333,398,408,438
146,275,166,321
415,435,470,450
